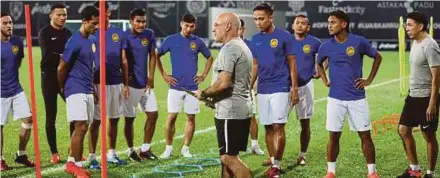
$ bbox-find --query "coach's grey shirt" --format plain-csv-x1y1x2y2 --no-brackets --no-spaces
211,38,253,120
409,35,440,97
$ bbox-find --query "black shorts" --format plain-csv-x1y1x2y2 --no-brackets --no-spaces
215,118,251,156
400,95,439,132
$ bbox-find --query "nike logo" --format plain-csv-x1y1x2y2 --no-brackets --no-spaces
364,123,370,127
422,125,430,129
256,42,262,45
51,37,57,40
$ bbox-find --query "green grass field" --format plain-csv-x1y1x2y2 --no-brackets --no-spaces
1,48,439,178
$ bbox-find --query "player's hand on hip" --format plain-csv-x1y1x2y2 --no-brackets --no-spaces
290,89,299,105
426,105,437,122
194,75,206,84
122,85,130,100
355,78,371,89
163,75,177,86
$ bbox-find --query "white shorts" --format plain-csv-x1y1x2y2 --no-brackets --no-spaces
94,84,123,120
257,92,291,125
295,81,314,120
123,87,158,117
326,97,371,132
66,93,94,123
1,92,32,125
167,89,200,115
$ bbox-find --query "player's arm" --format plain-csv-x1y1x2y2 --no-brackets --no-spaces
57,59,68,94
38,28,49,55
195,41,213,84
355,38,383,89
250,58,258,90
288,54,299,104
195,56,213,84
426,46,440,121
121,49,129,99
285,36,299,105
147,47,156,89
156,37,177,86
317,57,330,87
428,66,440,121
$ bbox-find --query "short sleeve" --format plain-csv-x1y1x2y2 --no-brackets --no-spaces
250,38,258,59
121,31,128,49
284,35,295,56
158,36,170,56
62,37,79,63
317,43,327,64
359,37,378,58
38,28,48,48
426,45,440,68
149,31,156,53
198,39,211,59
18,38,25,60
216,44,237,73
313,39,322,55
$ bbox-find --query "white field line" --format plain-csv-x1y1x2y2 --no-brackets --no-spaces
22,77,404,177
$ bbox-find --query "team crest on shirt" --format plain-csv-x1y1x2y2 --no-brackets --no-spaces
92,43,96,53
270,38,278,48
346,46,355,56
141,38,149,46
112,33,119,42
303,44,311,54
11,45,19,55
190,42,197,50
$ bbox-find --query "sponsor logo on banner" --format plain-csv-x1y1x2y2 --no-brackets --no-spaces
31,3,53,15
318,0,366,15
10,1,23,21
186,0,207,17
217,0,236,8
236,1,261,9
148,2,176,18
78,2,118,14
286,1,307,16
377,0,435,13
357,22,399,29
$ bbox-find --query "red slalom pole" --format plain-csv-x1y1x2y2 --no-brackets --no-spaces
24,4,42,178
99,1,108,178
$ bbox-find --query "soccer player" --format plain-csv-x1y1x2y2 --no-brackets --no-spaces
124,8,159,160
86,2,132,169
238,18,264,156
291,14,321,166
1,12,35,172
57,6,99,177
196,12,252,178
397,11,440,178
38,3,72,164
157,13,212,159
316,10,381,178
250,2,299,177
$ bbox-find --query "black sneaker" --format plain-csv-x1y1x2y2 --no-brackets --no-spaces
423,174,434,178
129,151,142,162
15,153,35,167
139,149,158,160
397,168,422,178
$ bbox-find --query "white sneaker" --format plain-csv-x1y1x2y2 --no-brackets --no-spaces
160,148,173,159
251,145,265,155
181,147,193,158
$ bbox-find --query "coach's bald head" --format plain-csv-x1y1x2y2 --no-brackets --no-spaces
213,12,240,43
